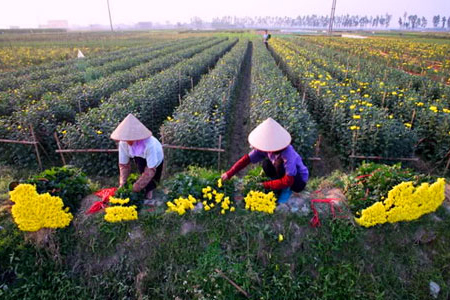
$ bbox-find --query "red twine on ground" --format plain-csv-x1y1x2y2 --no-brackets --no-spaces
85,187,117,215
309,190,344,227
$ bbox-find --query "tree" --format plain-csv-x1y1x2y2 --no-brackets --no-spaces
442,16,447,28
433,15,440,27
421,17,427,28
398,17,403,28
190,16,203,28
385,14,392,27
448,17,450,29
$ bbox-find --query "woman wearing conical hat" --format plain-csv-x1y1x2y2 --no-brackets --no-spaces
221,118,308,203
111,114,164,200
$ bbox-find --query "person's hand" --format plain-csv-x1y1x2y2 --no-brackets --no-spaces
132,183,141,193
221,172,229,181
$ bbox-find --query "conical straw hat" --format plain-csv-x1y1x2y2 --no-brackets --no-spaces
110,114,152,141
248,118,291,152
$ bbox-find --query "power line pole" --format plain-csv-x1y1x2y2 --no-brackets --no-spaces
107,0,114,32
328,0,337,35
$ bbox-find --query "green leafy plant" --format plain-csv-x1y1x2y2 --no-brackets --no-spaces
241,166,270,196
164,166,235,201
25,166,91,213
114,173,145,209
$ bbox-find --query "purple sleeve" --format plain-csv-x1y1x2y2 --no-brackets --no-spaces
249,149,266,163
282,146,301,177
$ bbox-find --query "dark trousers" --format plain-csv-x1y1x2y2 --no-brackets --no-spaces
262,159,306,193
133,157,163,193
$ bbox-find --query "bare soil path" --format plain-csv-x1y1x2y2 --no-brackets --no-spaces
226,42,253,168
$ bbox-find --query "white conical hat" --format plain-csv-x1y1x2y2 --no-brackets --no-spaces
110,114,152,141
248,118,291,152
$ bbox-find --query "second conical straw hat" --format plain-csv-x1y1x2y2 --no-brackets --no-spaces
248,118,291,152
110,114,152,141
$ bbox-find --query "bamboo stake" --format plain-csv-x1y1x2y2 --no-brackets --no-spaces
349,155,419,161
30,125,42,170
315,135,322,157
178,71,181,94
217,135,222,170
56,149,118,153
163,145,225,152
381,91,387,108
345,57,349,80
302,80,307,103
410,109,416,129
215,269,249,299
0,139,37,145
190,77,194,90
444,155,450,176
53,132,66,165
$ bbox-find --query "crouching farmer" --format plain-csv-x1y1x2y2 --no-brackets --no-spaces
221,118,308,203
110,113,164,200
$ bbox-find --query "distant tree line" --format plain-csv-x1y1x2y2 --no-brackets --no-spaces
188,14,450,29
398,12,450,29
209,14,393,29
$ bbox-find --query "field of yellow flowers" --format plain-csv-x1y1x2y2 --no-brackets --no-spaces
270,36,450,166
303,35,450,84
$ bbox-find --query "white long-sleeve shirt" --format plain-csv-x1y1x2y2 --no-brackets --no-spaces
118,136,164,168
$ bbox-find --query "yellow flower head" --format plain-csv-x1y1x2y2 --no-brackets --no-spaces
9,184,73,231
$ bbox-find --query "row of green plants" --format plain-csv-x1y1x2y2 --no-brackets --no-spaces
58,38,238,174
0,41,175,92
0,38,224,168
161,40,250,168
0,38,211,117
270,38,416,162
289,37,450,164
250,40,318,161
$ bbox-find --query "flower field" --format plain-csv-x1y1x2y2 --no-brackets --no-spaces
1,30,450,300
301,35,450,84
0,32,448,173
287,37,450,162
161,40,250,167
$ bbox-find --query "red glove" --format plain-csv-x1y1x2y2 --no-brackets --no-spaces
226,154,250,178
263,174,294,190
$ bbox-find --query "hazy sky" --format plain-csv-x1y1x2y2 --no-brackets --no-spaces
1,0,449,28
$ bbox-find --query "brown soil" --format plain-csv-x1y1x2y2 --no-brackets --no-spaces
227,42,253,168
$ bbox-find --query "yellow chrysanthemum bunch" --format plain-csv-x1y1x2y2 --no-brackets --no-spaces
104,196,137,223
104,205,138,222
355,178,446,227
166,179,235,216
202,185,235,214
166,195,198,215
244,190,277,214
9,184,73,232
109,197,130,205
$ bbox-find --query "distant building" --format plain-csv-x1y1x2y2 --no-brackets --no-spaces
39,20,69,29
89,24,108,31
136,22,153,29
